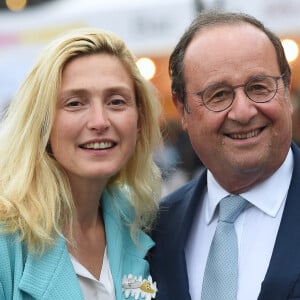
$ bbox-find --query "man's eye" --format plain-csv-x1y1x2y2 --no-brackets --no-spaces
248,84,269,93
205,89,231,103
213,90,230,98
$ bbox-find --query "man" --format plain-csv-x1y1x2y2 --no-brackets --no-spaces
150,10,300,300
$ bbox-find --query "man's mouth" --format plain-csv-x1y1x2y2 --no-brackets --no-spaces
227,128,262,140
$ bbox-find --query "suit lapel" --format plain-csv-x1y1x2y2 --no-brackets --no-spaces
18,236,83,299
153,171,207,299
259,143,300,299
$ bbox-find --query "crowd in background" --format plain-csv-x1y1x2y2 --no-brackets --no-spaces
155,119,204,196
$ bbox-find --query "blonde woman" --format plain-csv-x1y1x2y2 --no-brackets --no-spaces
0,28,161,300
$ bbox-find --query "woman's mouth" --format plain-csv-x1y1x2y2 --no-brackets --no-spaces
80,141,115,149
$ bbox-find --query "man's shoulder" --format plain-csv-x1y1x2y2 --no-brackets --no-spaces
160,168,206,208
162,178,198,203
292,141,300,161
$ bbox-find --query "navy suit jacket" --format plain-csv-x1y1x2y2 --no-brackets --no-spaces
150,142,300,300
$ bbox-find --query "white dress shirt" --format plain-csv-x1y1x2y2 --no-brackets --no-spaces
70,247,116,300
185,149,293,300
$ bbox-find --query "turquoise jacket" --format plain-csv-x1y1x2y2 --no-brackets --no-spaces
0,188,155,299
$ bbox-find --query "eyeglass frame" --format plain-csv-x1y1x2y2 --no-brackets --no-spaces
186,74,285,113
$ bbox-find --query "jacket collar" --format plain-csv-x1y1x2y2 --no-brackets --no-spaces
102,188,155,299
19,236,83,299
102,188,154,259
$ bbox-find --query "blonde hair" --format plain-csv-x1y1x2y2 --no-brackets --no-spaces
0,28,162,253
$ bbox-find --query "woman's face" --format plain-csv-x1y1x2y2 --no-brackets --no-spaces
50,53,139,186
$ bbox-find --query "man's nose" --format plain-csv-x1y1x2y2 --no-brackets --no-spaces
227,87,258,123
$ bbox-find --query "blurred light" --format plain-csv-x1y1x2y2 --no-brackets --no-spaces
282,38,299,63
136,57,156,80
6,0,27,11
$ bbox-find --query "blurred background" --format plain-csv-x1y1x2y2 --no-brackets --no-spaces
1,0,300,194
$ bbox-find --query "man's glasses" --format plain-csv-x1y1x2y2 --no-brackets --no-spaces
193,74,284,112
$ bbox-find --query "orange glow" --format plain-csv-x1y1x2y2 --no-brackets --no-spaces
5,0,27,11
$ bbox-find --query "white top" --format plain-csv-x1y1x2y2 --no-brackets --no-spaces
70,247,116,300
185,148,293,300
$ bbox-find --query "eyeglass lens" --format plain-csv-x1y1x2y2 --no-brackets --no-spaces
202,76,279,112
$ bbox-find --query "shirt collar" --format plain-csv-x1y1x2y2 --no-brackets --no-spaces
206,148,293,224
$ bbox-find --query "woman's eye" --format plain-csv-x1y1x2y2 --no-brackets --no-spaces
109,98,127,106
65,99,82,107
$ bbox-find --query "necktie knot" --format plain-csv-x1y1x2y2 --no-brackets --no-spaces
219,195,247,223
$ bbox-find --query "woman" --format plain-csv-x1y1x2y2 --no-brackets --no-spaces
0,28,161,300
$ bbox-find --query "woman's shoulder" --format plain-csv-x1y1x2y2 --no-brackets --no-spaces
0,229,25,259
0,229,25,296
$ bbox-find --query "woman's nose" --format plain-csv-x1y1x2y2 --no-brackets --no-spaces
86,105,110,131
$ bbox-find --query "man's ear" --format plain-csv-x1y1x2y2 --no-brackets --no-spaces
172,93,188,132
287,80,294,114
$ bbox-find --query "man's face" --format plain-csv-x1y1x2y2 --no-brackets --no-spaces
174,23,293,193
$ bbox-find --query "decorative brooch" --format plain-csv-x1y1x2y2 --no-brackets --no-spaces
122,274,157,299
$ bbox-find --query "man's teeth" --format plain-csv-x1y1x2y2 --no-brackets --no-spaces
83,142,113,149
229,129,260,139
